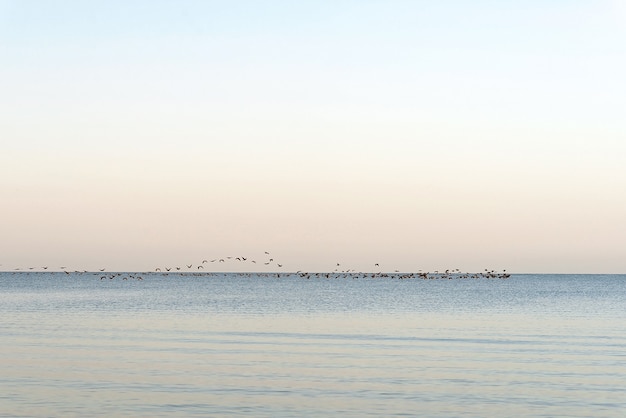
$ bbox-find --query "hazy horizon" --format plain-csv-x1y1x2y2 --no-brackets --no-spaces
2,1,625,273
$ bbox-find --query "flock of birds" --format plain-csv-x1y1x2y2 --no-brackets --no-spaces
1,252,511,281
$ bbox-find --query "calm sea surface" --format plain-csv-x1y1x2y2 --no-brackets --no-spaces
1,272,625,417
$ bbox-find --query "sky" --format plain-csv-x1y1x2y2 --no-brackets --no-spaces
1,0,625,273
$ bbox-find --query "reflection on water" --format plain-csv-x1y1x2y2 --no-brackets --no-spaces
1,273,625,417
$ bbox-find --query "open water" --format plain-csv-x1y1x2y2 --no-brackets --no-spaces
1,272,625,417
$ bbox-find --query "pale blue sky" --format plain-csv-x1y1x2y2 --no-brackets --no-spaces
1,1,625,272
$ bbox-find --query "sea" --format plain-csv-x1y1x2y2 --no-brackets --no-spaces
1,272,625,417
